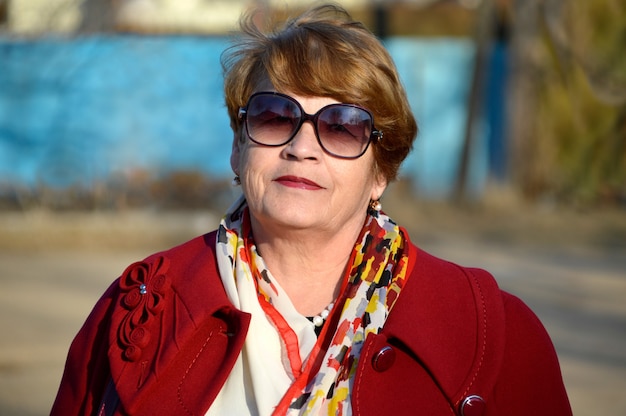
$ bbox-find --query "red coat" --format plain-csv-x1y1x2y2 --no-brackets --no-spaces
51,230,572,415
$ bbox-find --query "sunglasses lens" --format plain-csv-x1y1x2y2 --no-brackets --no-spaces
246,95,300,145
317,105,372,157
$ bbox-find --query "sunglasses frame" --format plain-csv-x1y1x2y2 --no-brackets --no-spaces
238,91,383,159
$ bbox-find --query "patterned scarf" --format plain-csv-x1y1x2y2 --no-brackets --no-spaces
214,196,409,415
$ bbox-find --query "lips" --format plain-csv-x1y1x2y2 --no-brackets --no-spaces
274,175,324,190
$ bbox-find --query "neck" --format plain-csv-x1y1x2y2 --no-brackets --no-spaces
249,214,366,316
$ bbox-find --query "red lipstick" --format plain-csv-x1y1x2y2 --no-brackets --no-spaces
274,175,323,190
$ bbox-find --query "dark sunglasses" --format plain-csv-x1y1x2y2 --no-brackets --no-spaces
238,92,383,159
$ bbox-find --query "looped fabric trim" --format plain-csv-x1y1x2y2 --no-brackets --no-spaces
117,256,171,363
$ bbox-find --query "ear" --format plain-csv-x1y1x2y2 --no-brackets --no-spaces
230,132,241,175
371,174,388,201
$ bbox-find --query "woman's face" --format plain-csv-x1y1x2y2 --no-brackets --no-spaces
230,90,387,236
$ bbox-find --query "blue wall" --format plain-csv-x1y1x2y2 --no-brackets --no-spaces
0,35,505,198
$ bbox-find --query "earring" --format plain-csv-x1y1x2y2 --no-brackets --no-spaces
231,176,241,186
369,199,382,212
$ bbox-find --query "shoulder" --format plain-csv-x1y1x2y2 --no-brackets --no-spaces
106,230,247,414
113,230,227,326
391,239,506,384
117,231,222,298
98,230,253,415
51,231,226,415
354,238,508,414
498,290,567,376
400,236,503,320
142,230,218,275
488,292,572,414
380,234,570,414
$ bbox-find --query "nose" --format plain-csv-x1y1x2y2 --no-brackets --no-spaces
283,119,321,160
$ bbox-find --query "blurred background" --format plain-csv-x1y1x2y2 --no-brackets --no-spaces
0,0,625,415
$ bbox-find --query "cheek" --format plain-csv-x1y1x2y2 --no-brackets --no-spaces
238,148,271,194
330,164,376,209
337,157,377,189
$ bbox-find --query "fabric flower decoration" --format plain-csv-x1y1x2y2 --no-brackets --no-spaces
117,256,171,361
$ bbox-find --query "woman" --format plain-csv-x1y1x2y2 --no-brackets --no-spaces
51,4,572,416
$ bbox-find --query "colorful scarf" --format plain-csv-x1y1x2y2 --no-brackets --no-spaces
212,196,409,415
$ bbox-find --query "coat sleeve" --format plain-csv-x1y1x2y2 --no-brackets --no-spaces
490,292,572,416
50,281,119,416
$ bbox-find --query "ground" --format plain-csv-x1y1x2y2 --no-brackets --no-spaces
0,186,625,415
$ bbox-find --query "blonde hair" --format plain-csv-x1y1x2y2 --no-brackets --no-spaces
221,4,417,182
